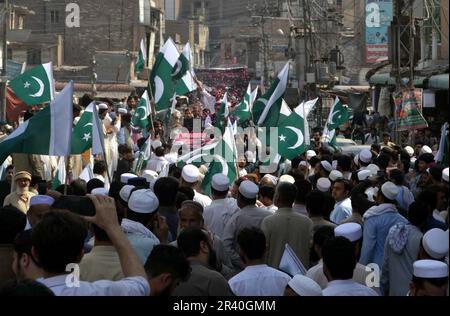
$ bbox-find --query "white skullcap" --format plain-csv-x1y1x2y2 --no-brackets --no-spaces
353,154,359,166
413,259,448,278
358,170,371,181
29,195,55,207
279,174,295,184
128,189,159,214
117,108,127,115
332,160,338,170
151,140,163,149
239,180,259,199
262,174,278,186
366,164,380,177
404,146,414,157
212,174,230,192
91,187,109,196
335,223,362,242
142,169,158,182
317,178,331,192
365,187,378,202
299,161,308,167
288,275,323,296
442,168,449,182
329,170,343,182
306,150,317,160
381,181,399,200
121,173,137,184
119,185,135,202
420,145,432,154
359,149,372,164
320,161,333,172
98,103,108,110
422,228,449,260
245,151,256,163
182,165,200,183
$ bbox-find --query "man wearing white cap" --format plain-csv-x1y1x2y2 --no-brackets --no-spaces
360,182,408,267
330,179,353,224
203,174,238,239
316,178,331,193
261,182,313,268
26,195,55,228
121,189,162,264
120,173,137,185
222,180,272,270
3,171,36,213
358,149,373,170
409,260,448,296
419,228,449,261
284,275,323,296
180,165,212,208
381,201,429,296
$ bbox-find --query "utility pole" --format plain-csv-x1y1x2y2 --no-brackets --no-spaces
91,55,97,97
0,0,9,122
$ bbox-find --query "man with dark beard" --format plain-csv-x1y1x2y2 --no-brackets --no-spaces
172,227,233,296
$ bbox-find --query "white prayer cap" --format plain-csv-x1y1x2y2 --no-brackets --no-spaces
212,174,230,192
98,103,108,110
239,180,259,199
142,170,158,182
320,161,333,172
245,151,256,163
119,185,135,202
128,189,159,214
335,223,362,242
381,181,399,200
288,275,323,296
151,140,163,149
359,149,372,164
306,150,317,160
358,170,371,181
329,170,343,182
182,165,200,183
279,174,295,184
117,108,127,115
422,228,449,260
299,161,308,167
262,174,278,186
332,160,338,170
121,173,137,184
29,195,55,207
420,145,432,154
404,146,414,157
91,187,109,196
353,154,359,166
366,164,380,177
442,168,449,182
317,178,331,192
413,259,448,278
365,187,378,202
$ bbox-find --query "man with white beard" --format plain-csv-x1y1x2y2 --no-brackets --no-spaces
3,171,36,213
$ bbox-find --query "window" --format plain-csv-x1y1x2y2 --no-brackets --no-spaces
50,10,60,24
27,48,42,65
18,16,24,30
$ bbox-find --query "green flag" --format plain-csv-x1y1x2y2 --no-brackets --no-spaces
202,120,238,196
252,62,289,127
135,39,147,73
8,62,55,106
0,82,73,164
232,83,253,124
71,102,105,155
132,90,151,129
278,99,292,125
322,97,349,149
278,112,306,160
435,122,449,166
174,43,197,95
150,38,180,111
51,157,67,190
214,92,229,133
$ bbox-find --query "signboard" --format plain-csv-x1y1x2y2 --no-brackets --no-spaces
393,88,428,131
365,0,393,64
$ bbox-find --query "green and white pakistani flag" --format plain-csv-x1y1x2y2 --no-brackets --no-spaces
0,81,73,164
150,38,180,111
132,90,151,129
322,97,349,149
252,62,289,127
71,102,105,155
278,99,292,124
51,157,67,190
135,39,147,73
278,111,306,160
177,141,219,168
202,120,238,196
215,92,229,132
435,122,449,166
232,83,253,123
294,98,319,146
8,62,55,106
174,43,197,95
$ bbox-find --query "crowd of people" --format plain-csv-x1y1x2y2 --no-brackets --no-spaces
0,85,448,297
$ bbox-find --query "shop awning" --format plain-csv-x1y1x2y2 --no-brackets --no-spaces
428,74,449,90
